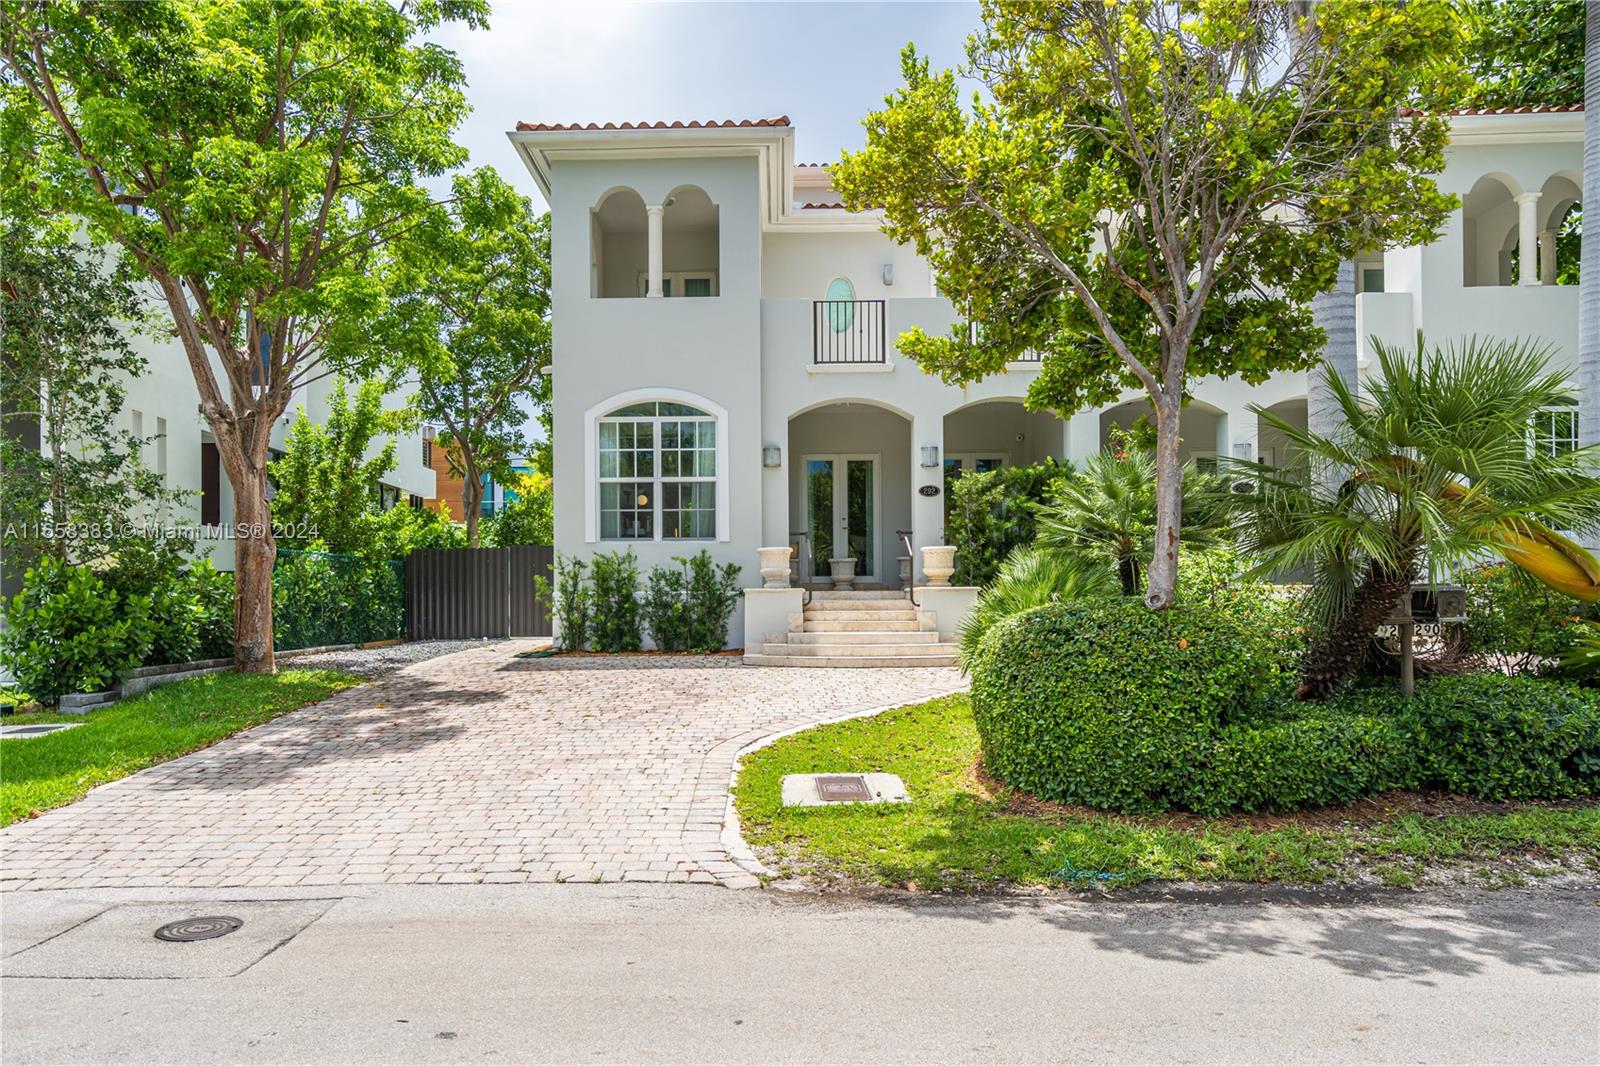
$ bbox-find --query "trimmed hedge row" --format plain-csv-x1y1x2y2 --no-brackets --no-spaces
969,600,1600,815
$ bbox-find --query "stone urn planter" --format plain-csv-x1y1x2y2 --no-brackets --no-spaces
757,546,793,589
829,557,859,591
920,545,957,586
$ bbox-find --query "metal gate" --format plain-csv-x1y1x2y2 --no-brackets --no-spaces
405,546,553,639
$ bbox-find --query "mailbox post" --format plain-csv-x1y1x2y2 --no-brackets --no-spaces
1383,585,1467,697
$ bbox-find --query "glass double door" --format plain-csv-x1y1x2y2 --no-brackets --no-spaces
804,455,876,582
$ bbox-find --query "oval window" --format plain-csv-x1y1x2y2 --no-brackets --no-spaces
825,277,855,333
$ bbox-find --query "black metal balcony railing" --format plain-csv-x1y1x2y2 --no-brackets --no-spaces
813,299,887,364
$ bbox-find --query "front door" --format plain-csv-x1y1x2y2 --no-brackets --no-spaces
803,455,877,583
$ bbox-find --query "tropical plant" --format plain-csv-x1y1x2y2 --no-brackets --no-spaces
484,473,553,547
832,0,1463,609
641,564,690,653
536,554,590,653
0,556,153,702
1239,336,1600,700
956,547,1117,669
1036,448,1235,596
681,551,741,653
588,550,642,653
1,0,485,671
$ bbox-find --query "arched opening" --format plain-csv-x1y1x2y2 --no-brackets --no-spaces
1539,173,1581,285
660,185,719,297
1255,397,1308,472
787,400,911,587
942,399,1063,482
1461,174,1521,287
591,188,648,298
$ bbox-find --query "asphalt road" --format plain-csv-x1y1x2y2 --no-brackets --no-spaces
3,883,1597,1064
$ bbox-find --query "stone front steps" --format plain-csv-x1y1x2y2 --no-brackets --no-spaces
742,589,959,668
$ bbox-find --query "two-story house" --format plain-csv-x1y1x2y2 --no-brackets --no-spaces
508,107,1582,658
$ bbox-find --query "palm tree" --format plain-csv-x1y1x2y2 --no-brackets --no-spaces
1241,335,1600,700
955,547,1118,669
1036,446,1235,596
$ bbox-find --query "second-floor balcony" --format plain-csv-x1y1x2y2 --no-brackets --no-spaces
813,299,886,365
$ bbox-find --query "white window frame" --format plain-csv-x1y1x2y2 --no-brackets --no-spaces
584,388,730,544
943,452,1008,478
1531,404,1579,458
635,270,720,297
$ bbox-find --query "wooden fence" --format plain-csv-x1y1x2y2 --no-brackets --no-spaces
404,545,553,640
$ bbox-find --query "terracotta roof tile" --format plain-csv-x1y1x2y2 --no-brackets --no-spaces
515,116,791,132
1400,103,1584,117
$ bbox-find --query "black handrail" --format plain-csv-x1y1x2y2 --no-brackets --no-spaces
812,300,887,364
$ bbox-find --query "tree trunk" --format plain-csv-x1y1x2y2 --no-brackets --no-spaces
228,456,277,674
1580,5,1600,469
1117,554,1140,597
1144,389,1185,610
460,451,483,548
1296,552,1417,701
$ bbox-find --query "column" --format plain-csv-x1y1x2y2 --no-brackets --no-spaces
1515,192,1541,286
1066,408,1100,464
1539,228,1558,285
910,413,945,583
646,203,664,297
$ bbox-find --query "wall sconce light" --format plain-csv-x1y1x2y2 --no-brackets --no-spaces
882,263,895,286
920,445,940,468
762,444,782,468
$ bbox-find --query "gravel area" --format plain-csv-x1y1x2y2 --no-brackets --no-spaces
281,639,514,679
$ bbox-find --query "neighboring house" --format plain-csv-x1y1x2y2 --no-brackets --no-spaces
110,322,435,571
420,431,534,519
507,108,1581,644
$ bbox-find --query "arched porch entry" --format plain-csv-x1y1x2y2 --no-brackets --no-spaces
787,400,912,588
1255,397,1308,472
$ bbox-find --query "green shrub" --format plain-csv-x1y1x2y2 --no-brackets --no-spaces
1458,562,1596,671
272,548,402,650
642,563,689,652
1181,710,1422,815
1389,674,1600,800
1178,546,1310,681
589,549,641,652
188,561,235,660
537,554,590,651
944,461,1069,586
0,557,153,702
683,550,741,652
969,597,1290,812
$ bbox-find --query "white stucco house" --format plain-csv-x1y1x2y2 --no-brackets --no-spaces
507,106,1582,661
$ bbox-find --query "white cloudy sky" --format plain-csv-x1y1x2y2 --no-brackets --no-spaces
427,0,978,207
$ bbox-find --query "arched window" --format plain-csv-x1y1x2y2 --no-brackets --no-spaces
586,391,729,542
824,276,855,331
1460,174,1521,287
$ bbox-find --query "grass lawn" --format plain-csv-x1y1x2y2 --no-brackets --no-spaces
0,670,357,827
734,694,1600,891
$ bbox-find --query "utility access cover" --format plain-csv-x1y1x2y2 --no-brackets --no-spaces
781,773,911,808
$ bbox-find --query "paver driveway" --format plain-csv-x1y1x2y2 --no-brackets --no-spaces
0,644,962,891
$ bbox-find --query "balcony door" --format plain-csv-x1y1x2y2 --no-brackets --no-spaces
803,454,878,583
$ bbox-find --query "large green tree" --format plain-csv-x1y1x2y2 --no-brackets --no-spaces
0,0,484,671
1461,0,1583,109
382,166,552,547
833,0,1464,609
0,223,178,579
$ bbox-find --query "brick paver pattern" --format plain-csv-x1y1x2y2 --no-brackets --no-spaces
1,645,962,891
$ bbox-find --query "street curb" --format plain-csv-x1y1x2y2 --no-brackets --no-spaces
714,687,967,888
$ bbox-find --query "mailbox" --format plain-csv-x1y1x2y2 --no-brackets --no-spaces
1389,584,1467,625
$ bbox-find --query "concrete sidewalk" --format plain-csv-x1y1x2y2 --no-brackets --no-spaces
3,884,1596,1063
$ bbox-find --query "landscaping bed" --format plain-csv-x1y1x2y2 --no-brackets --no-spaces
0,669,357,827
733,694,1600,893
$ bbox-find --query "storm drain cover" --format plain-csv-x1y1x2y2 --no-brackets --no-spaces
154,916,243,942
0,723,82,739
814,775,874,802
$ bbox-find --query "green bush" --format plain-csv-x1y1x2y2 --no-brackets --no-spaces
1389,674,1600,800
683,551,741,652
188,561,235,660
0,557,153,702
589,549,641,652
272,548,403,650
969,597,1291,812
641,563,689,652
1181,709,1422,815
537,554,590,652
956,547,1118,668
944,461,1069,586
1458,562,1596,671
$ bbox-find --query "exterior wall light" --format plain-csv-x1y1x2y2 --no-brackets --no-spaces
882,263,894,286
920,445,940,468
763,444,782,468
